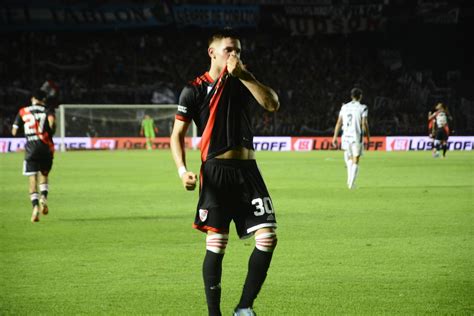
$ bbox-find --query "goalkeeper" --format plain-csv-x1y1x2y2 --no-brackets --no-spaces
140,114,158,150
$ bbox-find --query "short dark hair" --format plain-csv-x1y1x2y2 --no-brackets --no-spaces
351,88,363,99
32,89,47,101
208,29,240,47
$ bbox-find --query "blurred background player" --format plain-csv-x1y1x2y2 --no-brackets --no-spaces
170,31,279,316
11,90,56,223
40,74,61,110
140,114,158,150
428,102,450,158
332,88,370,189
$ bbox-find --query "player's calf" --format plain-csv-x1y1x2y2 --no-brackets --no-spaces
203,233,228,316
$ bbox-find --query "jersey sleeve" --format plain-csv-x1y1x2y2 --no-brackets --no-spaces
361,105,368,118
12,112,23,129
176,85,196,122
338,105,344,118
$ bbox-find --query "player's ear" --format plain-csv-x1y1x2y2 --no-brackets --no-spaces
208,46,216,59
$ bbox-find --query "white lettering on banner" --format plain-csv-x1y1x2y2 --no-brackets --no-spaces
93,139,117,149
293,138,314,151
52,137,91,150
390,138,409,151
386,136,474,151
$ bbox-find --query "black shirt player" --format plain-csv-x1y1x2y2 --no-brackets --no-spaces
12,90,55,223
170,32,280,316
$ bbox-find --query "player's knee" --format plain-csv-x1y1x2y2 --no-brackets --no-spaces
255,232,277,252
206,233,229,254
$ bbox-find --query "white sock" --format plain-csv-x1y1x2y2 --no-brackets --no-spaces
344,152,353,185
349,163,359,189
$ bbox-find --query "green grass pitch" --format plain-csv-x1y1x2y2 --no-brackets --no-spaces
0,150,473,315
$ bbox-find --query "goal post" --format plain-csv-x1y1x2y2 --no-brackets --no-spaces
56,104,197,152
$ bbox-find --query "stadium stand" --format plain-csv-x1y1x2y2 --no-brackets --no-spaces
1,0,472,137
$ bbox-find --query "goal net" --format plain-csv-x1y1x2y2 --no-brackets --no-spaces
56,104,196,151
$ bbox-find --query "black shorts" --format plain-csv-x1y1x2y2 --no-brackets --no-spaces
194,159,277,239
435,127,449,141
23,157,53,176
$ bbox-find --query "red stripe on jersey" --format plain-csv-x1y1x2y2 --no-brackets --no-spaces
203,72,213,83
200,67,228,162
175,114,191,122
191,72,213,86
444,125,450,136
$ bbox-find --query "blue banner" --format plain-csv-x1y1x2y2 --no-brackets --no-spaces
173,5,259,28
0,3,173,31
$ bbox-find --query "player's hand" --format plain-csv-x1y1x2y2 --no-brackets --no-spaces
227,54,245,78
332,138,338,148
181,172,197,191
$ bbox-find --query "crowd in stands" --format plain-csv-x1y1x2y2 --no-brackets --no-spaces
1,27,472,137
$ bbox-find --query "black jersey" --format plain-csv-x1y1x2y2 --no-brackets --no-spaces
176,69,257,162
13,104,55,160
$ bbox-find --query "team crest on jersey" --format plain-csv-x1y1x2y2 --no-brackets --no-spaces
199,209,208,222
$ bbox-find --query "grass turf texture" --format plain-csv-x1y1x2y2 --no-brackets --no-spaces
0,150,472,315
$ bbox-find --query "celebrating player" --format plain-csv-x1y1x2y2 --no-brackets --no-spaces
11,90,56,223
170,31,280,316
428,102,450,158
140,114,158,150
332,88,370,189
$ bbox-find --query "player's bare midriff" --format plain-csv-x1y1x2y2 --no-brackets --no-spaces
215,146,255,160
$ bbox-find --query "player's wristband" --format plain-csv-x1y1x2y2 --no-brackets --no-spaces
178,166,187,178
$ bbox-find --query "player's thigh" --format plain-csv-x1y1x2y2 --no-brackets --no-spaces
234,162,277,239
39,157,53,176
23,160,39,176
351,142,363,157
194,161,239,233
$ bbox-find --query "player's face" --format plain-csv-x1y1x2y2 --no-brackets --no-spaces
210,37,241,68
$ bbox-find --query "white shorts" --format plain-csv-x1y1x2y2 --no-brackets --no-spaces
342,141,363,158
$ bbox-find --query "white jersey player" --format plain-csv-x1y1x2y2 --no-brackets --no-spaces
332,88,370,189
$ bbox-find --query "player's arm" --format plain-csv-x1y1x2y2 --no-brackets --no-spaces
332,116,343,147
48,113,56,134
362,117,370,143
11,113,22,136
428,111,438,121
170,119,197,191
227,55,279,112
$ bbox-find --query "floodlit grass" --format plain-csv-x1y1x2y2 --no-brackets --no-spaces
0,150,473,315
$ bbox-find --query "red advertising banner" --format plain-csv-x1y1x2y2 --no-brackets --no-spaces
291,137,386,151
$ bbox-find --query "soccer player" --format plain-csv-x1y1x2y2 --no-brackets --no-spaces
428,102,450,158
170,31,280,316
11,90,55,223
140,114,158,150
332,88,370,189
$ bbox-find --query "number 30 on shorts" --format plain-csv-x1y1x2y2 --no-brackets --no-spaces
252,197,274,216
